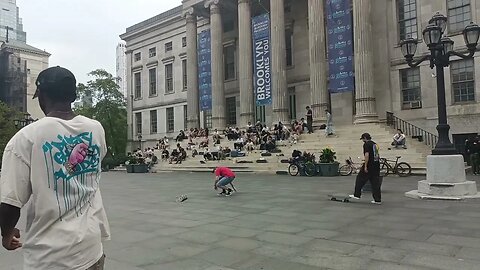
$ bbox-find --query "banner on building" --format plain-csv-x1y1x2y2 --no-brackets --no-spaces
327,0,354,93
198,29,212,111
252,14,272,106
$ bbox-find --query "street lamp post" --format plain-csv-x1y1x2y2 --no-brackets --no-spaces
401,13,480,200
14,113,35,129
137,133,143,150
400,13,480,155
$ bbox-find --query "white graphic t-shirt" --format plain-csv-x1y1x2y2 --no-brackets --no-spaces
0,115,110,270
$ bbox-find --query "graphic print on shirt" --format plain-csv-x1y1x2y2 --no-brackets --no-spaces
373,143,380,162
42,132,101,220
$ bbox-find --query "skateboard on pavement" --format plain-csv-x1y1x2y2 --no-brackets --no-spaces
328,194,353,203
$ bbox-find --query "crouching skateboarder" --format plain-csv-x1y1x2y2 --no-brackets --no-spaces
213,167,236,196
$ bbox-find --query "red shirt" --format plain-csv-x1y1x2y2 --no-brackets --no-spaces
215,167,235,178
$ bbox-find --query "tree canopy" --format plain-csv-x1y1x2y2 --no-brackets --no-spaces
0,102,22,168
74,69,127,168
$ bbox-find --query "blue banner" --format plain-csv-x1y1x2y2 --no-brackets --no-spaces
198,30,212,111
252,14,272,106
327,0,354,93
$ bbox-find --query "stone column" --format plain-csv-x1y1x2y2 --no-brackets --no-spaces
238,0,254,127
206,0,226,130
353,0,378,123
308,0,328,125
270,0,289,123
184,9,200,129
125,50,134,152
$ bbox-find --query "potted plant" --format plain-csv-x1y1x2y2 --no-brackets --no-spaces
133,157,149,173
125,155,137,173
317,147,340,176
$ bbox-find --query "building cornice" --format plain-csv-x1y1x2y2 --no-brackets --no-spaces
1,43,51,57
132,98,187,111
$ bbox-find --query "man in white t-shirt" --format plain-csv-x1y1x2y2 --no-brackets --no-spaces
0,66,110,270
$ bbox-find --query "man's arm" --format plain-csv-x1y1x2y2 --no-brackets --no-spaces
214,175,220,189
364,152,370,172
0,203,22,250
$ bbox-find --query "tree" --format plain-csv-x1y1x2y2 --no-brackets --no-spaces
0,102,21,168
74,69,127,168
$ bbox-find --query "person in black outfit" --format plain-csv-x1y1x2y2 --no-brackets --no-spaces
305,106,313,134
350,133,382,204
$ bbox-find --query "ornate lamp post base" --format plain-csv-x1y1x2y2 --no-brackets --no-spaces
406,155,480,200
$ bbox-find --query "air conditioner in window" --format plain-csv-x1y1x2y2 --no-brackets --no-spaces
410,101,422,109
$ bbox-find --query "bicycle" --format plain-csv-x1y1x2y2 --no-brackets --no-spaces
338,157,364,176
379,156,412,177
288,159,316,177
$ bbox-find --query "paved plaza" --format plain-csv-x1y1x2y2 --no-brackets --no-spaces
2,172,480,270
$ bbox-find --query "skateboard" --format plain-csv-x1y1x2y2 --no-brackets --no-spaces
328,194,352,203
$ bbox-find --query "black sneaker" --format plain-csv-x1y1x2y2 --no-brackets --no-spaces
217,190,226,196
225,189,232,197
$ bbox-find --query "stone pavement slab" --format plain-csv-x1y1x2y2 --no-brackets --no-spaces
1,172,480,270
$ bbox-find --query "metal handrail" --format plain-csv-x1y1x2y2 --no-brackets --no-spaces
386,112,438,149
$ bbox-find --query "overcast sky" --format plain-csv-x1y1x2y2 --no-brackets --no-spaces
17,0,182,84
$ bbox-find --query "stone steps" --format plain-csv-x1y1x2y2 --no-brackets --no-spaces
153,123,433,175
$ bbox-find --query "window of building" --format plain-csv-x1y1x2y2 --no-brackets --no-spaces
451,59,475,103
256,106,266,124
134,52,141,62
150,110,157,134
447,0,471,33
182,60,187,90
204,110,212,129
149,47,156,58
149,68,157,96
224,20,234,33
165,63,174,93
135,112,142,135
400,67,422,109
184,105,188,130
224,45,236,81
166,107,175,132
134,72,141,98
286,29,293,67
182,37,187,47
165,41,173,52
288,88,296,120
397,0,418,40
226,97,237,126
285,0,292,13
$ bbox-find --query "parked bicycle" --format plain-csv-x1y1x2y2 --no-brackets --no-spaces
380,156,412,177
338,157,364,176
288,158,316,177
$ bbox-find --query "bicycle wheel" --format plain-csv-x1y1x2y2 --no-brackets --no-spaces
304,162,316,177
288,164,299,176
339,164,353,176
380,161,390,177
396,162,412,177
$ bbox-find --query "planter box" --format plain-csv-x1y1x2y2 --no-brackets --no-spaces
126,164,134,173
316,163,340,177
133,164,149,173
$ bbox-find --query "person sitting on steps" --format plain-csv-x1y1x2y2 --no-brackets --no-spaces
390,129,407,149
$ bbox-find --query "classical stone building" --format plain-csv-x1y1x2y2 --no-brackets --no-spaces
121,0,480,150
0,38,50,118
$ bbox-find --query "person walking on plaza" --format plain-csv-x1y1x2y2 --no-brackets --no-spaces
325,109,334,136
471,137,480,175
350,133,382,204
213,167,236,196
305,106,313,134
0,66,110,270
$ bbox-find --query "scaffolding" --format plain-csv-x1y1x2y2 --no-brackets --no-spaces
0,45,27,112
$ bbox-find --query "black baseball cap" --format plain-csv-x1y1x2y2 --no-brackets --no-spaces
360,133,372,140
33,66,77,102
